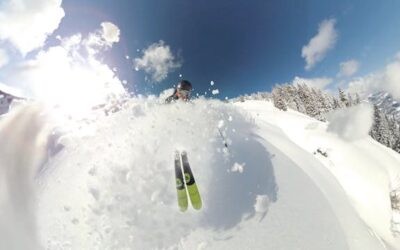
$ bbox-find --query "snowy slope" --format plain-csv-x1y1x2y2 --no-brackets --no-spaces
0,98,400,250
237,101,400,249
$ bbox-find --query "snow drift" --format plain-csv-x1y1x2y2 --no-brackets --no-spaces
0,97,399,250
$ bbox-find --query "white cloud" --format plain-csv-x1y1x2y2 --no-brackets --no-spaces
0,0,65,55
347,54,400,99
338,60,359,77
291,76,333,90
0,49,9,68
134,40,182,82
327,103,373,141
302,18,338,70
4,23,126,115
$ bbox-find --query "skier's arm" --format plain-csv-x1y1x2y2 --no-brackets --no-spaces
165,95,174,104
165,89,178,104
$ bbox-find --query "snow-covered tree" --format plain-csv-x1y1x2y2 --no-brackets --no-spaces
323,93,335,113
272,86,288,111
332,97,341,109
347,93,353,107
387,116,399,148
309,88,323,119
370,105,391,147
338,88,349,107
394,137,400,153
280,85,296,111
299,84,321,118
355,93,361,105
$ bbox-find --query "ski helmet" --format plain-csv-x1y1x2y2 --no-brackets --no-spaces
177,80,192,91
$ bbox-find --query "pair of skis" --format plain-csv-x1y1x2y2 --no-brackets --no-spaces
174,150,202,211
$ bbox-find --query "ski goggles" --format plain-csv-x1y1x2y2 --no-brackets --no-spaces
178,89,191,97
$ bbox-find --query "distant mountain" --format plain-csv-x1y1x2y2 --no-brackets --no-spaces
0,82,26,116
368,92,400,121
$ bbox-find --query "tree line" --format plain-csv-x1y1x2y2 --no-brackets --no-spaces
234,84,400,154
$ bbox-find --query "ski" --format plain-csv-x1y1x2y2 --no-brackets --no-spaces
175,151,188,212
181,151,202,210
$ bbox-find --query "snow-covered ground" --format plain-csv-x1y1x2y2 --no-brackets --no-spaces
1,98,400,249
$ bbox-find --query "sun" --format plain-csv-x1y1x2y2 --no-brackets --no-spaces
20,29,126,119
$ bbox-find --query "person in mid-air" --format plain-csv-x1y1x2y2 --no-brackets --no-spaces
165,80,193,103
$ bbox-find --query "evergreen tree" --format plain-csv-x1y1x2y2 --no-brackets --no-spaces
272,86,287,111
292,85,306,113
338,88,349,107
332,97,341,110
347,93,353,107
387,115,400,149
309,88,323,119
394,137,400,153
380,114,392,147
355,93,361,105
370,105,391,147
323,93,335,112
283,85,297,111
370,105,381,141
297,84,318,117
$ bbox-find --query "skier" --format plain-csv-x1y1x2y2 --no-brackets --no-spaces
164,80,202,211
167,79,226,211
165,80,193,103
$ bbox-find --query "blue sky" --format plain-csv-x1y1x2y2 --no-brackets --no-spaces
2,0,400,100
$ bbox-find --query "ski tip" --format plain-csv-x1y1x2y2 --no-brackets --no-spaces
192,204,202,210
179,206,188,212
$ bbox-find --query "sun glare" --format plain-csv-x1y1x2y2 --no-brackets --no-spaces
23,35,125,119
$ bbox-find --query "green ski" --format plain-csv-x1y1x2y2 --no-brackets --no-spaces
175,151,188,212
181,151,202,210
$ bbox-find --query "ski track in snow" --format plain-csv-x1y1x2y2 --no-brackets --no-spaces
0,98,399,249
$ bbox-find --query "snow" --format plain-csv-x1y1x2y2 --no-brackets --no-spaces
254,195,269,213
218,119,225,128
327,103,374,141
0,81,25,98
212,89,219,95
231,162,245,173
1,98,400,249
